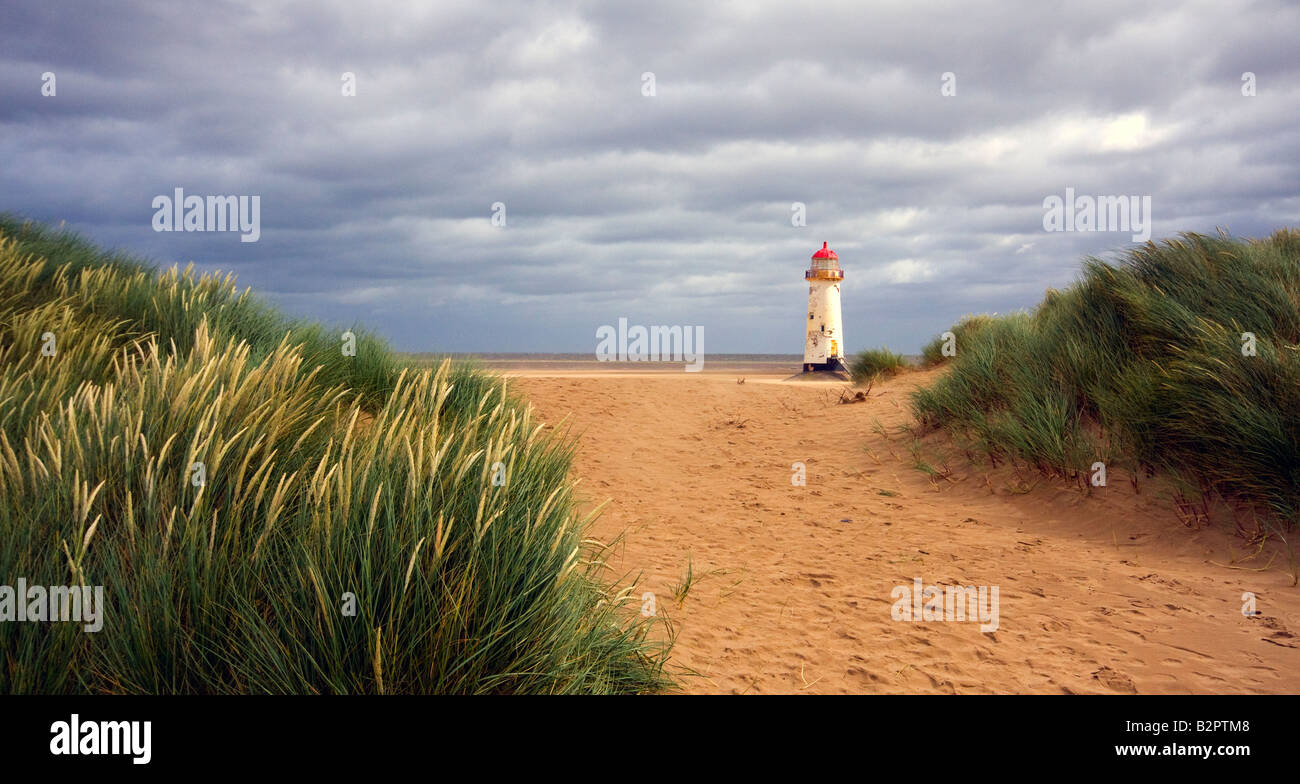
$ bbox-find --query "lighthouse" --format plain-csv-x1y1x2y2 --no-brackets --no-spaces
802,241,848,375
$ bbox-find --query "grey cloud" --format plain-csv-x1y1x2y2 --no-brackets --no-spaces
1,0,1297,353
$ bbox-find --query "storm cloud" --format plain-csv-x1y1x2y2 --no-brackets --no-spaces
2,0,1297,352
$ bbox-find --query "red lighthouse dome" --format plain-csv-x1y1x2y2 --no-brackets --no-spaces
806,241,843,280
811,241,838,260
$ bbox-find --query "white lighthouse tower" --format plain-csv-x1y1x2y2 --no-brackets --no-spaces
802,241,848,375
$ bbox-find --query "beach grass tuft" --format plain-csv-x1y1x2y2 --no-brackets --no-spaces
849,347,909,385
912,229,1300,529
0,216,671,694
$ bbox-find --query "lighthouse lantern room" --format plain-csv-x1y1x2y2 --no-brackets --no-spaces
802,241,847,374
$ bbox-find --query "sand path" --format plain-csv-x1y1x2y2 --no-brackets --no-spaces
511,369,1300,694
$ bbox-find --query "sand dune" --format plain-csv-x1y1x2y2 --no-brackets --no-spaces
511,367,1300,694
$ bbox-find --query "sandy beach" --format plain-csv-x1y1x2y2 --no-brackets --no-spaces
509,365,1300,694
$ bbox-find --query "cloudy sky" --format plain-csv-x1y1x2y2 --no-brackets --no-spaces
2,0,1297,353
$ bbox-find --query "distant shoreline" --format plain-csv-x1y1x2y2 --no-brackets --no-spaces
398,353,808,374
400,352,805,361
398,352,921,374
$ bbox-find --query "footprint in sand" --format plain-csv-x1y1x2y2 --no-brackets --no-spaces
1092,666,1138,693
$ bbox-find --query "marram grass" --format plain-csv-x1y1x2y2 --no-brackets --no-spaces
849,347,909,385
912,229,1300,529
0,216,671,694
